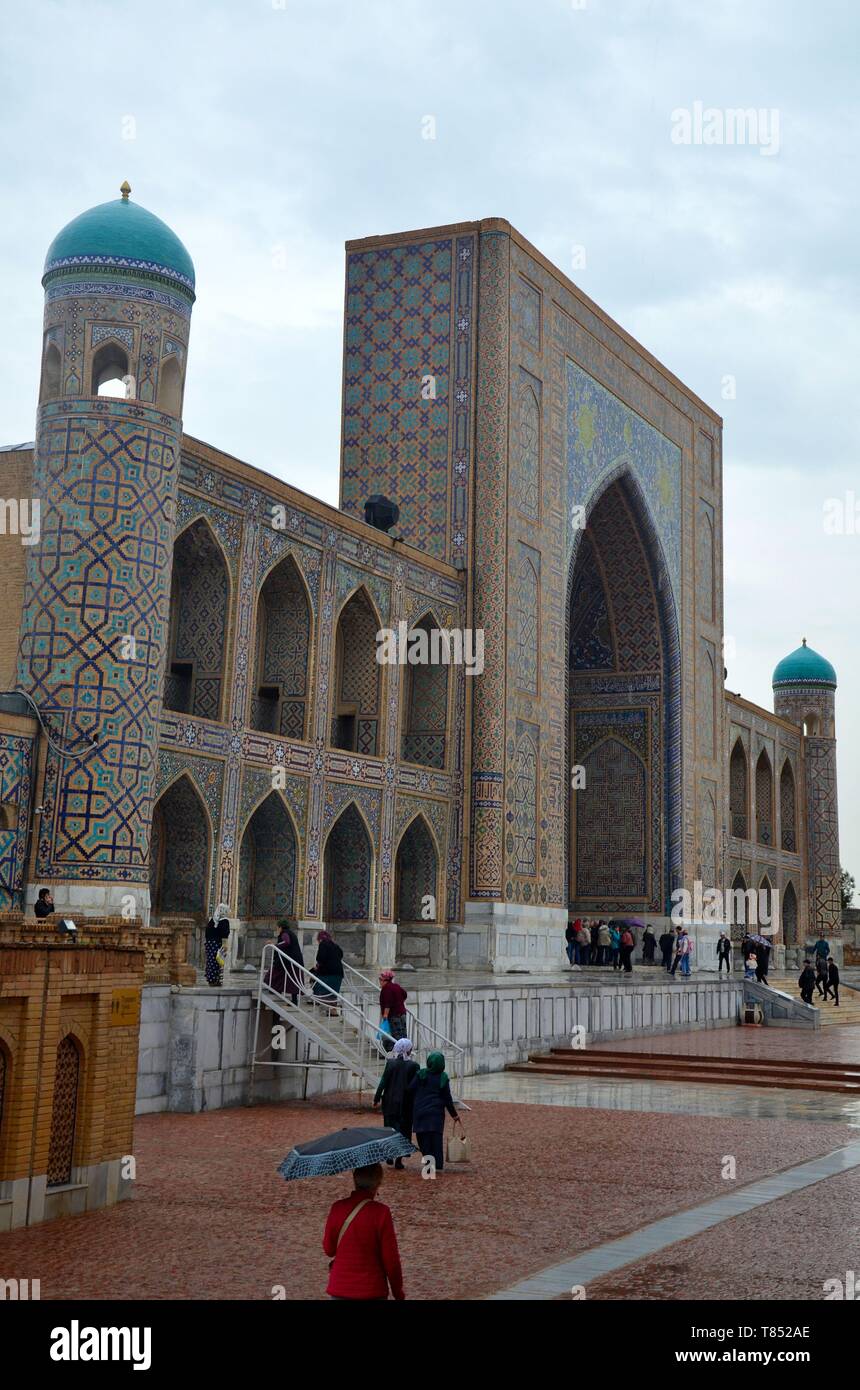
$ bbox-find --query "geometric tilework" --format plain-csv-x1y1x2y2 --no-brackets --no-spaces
755,750,773,845
569,535,613,671
512,543,539,695
512,371,540,520
19,399,180,881
510,721,538,876
46,1035,80,1188
0,731,35,907
340,237,476,563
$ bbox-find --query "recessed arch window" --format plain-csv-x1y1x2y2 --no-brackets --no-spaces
783,881,799,946
164,519,230,721
91,342,130,398
47,1034,82,1188
780,760,797,852
729,739,748,839
755,749,774,845
40,342,62,402
401,614,448,769
331,589,381,755
324,803,373,922
251,555,310,739
159,355,182,416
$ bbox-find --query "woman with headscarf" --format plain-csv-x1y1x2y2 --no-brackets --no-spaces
266,919,305,1004
373,1038,419,1169
312,929,344,1007
407,1051,461,1174
204,904,230,986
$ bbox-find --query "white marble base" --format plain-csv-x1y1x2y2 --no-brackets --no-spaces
453,901,568,972
24,881,151,923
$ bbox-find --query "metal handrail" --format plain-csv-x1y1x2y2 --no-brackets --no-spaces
340,960,467,1082
254,944,389,1083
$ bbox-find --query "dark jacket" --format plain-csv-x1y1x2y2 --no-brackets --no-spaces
717,936,731,958
315,938,344,978
827,962,840,984
374,1057,419,1115
34,898,54,918
565,924,576,943
659,932,674,953
267,929,304,992
407,1071,458,1134
205,917,230,942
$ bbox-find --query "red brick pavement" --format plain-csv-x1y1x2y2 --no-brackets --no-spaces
0,1097,856,1300
584,1165,860,1302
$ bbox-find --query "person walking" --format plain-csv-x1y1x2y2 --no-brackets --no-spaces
619,925,635,974
204,904,230,986
312,929,344,1005
379,969,409,1045
565,919,577,967
755,940,771,985
717,932,732,974
323,1164,405,1301
671,928,692,978
823,958,840,1007
812,933,830,969
407,1052,461,1174
814,953,829,999
798,959,816,1005
642,925,656,964
597,920,611,967
659,927,675,971
267,919,305,1004
373,1038,419,1167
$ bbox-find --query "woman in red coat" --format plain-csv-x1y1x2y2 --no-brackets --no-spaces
323,1164,405,1300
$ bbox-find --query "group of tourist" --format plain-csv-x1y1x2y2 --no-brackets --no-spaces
564,918,639,972
798,935,840,1006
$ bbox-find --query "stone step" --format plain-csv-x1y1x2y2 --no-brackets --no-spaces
539,1047,860,1080
506,1059,860,1095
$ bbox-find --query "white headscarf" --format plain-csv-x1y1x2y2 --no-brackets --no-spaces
213,903,230,924
392,1038,414,1058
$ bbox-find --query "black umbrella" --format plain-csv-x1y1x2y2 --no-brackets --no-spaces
278,1126,415,1181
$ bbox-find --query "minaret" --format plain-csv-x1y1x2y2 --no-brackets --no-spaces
16,183,195,920
773,639,840,936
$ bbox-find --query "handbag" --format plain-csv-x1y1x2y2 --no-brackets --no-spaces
446,1128,472,1163
329,1198,371,1270
376,1017,392,1044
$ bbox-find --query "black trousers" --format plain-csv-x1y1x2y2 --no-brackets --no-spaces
718,955,731,972
620,946,633,973
823,983,839,1005
662,948,673,970
801,988,814,1005
415,1130,445,1172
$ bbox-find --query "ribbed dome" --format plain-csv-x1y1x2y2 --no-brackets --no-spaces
43,186,195,295
772,640,837,689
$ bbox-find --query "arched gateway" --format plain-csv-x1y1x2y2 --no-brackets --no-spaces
566,473,681,917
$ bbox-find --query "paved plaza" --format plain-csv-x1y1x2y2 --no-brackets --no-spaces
3,1023,860,1302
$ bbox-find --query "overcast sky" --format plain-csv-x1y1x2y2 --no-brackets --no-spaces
2,0,857,894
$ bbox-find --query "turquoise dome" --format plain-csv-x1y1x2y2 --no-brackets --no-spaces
43,186,195,295
772,640,837,689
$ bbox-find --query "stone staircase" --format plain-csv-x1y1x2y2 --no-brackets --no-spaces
506,1046,860,1095
767,976,860,1027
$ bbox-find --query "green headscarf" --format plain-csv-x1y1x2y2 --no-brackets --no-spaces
418,1051,448,1086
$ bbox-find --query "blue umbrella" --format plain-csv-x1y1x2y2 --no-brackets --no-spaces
278,1126,415,1181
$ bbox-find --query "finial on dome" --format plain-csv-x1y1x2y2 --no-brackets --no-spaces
120,180,131,201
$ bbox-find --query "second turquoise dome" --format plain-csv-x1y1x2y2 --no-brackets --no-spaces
43,189,195,295
772,640,837,689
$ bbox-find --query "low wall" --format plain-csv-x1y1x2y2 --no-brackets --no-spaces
136,976,744,1114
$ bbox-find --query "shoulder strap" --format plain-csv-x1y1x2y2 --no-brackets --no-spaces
336,1198,371,1250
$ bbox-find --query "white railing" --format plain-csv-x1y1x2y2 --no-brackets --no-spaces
252,944,389,1085
341,960,467,1084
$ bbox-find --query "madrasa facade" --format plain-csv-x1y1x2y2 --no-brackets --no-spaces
0,186,843,976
